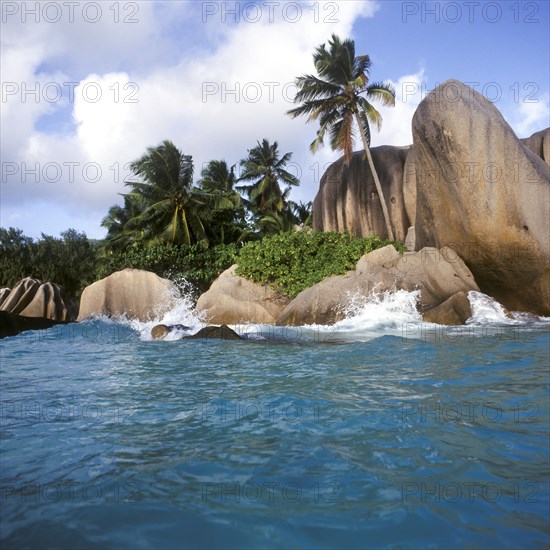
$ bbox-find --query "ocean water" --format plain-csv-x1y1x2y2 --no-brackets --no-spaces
1,291,549,549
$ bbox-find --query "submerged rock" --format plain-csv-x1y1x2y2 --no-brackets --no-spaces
78,269,178,322
151,324,190,339
150,323,241,341
0,310,65,339
196,265,289,325
422,291,473,325
188,325,242,341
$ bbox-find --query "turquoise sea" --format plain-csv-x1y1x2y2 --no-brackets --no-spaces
1,291,549,549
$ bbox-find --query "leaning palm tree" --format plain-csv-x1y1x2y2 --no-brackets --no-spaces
123,140,210,246
287,34,396,240
238,139,299,215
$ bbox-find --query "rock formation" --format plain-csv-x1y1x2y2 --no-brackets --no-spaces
276,245,479,326
77,269,178,322
312,145,411,241
412,80,550,315
196,265,290,325
0,277,69,321
0,310,64,339
150,323,241,341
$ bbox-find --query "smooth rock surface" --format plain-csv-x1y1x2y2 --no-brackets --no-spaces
77,269,178,321
0,278,68,321
422,291,473,325
413,80,550,315
196,265,289,325
276,245,479,326
312,145,411,241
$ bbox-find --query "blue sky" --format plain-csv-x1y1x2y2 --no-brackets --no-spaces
1,0,549,239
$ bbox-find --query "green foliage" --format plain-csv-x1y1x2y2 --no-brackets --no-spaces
97,242,238,296
0,227,98,296
236,231,404,299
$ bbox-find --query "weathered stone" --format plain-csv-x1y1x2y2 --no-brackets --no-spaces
312,145,411,241
188,324,242,341
151,323,191,339
196,265,289,325
77,269,178,321
0,310,64,339
413,80,550,315
276,245,479,326
405,226,416,252
422,291,473,325
151,324,171,340
0,278,68,321
520,128,550,166
0,288,10,308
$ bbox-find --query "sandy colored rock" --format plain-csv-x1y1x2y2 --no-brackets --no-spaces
520,128,550,167
422,291,473,325
312,145,412,241
276,245,479,326
195,265,289,325
0,277,68,321
77,269,178,321
151,324,171,339
413,80,550,315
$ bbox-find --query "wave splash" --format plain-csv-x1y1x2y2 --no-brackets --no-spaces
106,282,548,343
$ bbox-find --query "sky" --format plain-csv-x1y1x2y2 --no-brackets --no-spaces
1,0,549,239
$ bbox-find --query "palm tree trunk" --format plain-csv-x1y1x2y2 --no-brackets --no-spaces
354,113,395,241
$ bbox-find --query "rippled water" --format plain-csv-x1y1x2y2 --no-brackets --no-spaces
1,292,549,549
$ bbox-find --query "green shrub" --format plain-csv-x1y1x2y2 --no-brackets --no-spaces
97,242,238,297
236,231,404,298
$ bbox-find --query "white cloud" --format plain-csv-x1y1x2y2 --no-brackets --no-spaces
2,0,382,237
509,93,550,138
371,69,426,147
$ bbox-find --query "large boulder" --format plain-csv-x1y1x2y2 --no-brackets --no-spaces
422,291,473,325
312,145,411,241
0,277,69,321
413,80,550,315
276,245,479,326
77,269,178,321
520,128,550,166
195,265,290,325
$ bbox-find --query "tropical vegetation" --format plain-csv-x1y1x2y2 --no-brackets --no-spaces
1,34,401,305
287,34,396,240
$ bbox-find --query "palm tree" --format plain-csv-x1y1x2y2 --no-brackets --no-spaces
101,194,144,249
198,160,247,244
287,34,396,240
122,140,210,246
238,139,299,215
